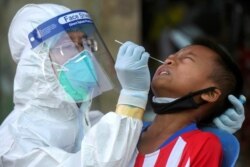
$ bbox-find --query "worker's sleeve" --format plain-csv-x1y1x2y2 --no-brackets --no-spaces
49,105,144,167
80,105,144,167
0,106,143,167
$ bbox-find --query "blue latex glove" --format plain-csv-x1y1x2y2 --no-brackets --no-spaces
115,41,150,109
213,95,246,134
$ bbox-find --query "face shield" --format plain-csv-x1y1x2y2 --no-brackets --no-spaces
28,10,121,112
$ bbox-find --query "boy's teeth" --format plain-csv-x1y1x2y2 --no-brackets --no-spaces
160,71,169,75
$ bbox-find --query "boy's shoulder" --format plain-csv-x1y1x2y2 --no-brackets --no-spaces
180,129,222,148
183,128,221,140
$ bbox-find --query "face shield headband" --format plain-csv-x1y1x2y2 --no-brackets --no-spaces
28,10,93,49
151,87,216,114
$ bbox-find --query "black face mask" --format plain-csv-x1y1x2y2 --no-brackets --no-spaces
151,87,216,115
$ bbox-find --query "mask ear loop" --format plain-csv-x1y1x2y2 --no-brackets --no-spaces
60,46,65,56
51,62,69,72
73,94,92,151
80,88,94,134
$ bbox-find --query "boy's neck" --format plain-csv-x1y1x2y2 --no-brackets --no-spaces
137,112,195,154
151,113,194,136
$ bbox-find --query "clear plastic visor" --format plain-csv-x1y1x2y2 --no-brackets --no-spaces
29,10,121,112
50,30,114,103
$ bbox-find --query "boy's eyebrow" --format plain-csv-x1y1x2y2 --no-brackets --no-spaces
186,51,198,57
179,49,198,57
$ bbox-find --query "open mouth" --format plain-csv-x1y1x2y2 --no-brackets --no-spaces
160,71,170,75
158,67,170,76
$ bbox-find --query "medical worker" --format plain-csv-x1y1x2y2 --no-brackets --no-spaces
0,3,151,167
0,3,245,167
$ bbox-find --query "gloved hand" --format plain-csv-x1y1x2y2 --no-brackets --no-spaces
115,41,150,109
213,95,246,134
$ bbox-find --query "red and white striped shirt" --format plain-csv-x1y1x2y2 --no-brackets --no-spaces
129,123,223,167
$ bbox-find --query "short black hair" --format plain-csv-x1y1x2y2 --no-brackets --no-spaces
191,37,243,123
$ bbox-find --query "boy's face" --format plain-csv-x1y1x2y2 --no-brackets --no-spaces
151,45,219,97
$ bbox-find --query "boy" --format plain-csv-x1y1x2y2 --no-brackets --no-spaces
129,38,243,167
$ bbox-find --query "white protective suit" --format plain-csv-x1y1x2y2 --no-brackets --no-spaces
0,4,150,167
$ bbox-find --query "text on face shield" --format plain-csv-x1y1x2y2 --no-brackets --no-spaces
58,11,91,24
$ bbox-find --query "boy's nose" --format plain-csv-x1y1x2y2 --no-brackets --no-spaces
164,56,175,65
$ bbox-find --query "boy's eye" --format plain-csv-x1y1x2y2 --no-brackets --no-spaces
182,56,195,62
184,56,192,60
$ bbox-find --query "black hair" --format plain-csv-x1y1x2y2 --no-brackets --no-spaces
191,37,243,123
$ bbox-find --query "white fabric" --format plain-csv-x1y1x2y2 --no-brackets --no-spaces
0,111,142,167
143,150,160,167
128,136,188,167
8,3,70,63
165,137,186,167
152,96,178,103
184,158,190,167
0,3,143,167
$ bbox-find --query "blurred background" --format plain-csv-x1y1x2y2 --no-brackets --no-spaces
0,0,249,166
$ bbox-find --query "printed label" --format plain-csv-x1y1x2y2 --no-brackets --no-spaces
58,11,91,24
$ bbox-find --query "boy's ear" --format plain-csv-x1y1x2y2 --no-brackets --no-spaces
201,88,221,103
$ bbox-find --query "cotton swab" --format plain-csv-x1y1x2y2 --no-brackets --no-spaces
114,40,164,64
